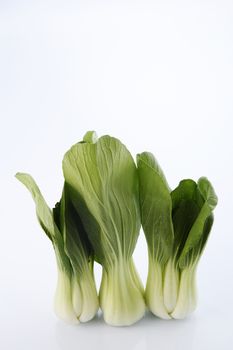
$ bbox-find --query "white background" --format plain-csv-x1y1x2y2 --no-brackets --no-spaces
0,1,233,349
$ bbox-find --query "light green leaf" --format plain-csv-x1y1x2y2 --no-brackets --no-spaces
62,135,141,267
15,172,70,271
83,130,98,144
16,173,57,242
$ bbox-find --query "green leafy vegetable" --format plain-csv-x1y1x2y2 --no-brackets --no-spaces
16,131,217,326
63,132,145,326
15,173,98,323
137,152,217,319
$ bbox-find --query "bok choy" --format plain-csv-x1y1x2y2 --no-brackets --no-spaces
137,152,217,319
15,173,98,323
62,132,146,326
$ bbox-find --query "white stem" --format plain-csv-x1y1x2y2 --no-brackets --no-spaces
163,259,179,314
145,258,171,319
71,276,83,317
99,259,145,326
54,268,79,324
78,269,99,322
171,267,197,319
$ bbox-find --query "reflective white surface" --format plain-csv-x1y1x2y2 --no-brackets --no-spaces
1,304,233,350
1,1,233,349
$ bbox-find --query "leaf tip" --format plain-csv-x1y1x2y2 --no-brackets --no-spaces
83,131,98,144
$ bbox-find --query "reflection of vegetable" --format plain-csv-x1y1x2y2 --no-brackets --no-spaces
15,173,98,324
137,152,217,319
63,132,145,326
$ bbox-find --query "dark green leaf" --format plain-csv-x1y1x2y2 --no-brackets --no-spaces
178,177,217,267
137,152,174,265
57,183,94,274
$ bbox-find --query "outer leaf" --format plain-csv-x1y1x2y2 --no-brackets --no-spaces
171,179,203,261
16,173,58,243
136,152,174,265
62,135,140,268
198,177,218,211
178,177,217,268
15,172,70,271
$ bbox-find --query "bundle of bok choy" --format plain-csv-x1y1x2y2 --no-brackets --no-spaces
16,131,217,326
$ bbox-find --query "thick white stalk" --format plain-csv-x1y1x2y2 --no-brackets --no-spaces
54,268,79,324
78,268,99,322
71,277,82,318
163,259,179,314
145,256,171,319
171,267,197,319
99,259,145,326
